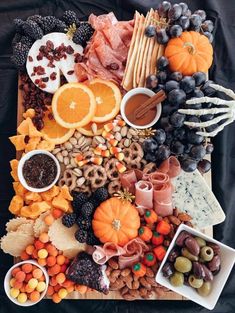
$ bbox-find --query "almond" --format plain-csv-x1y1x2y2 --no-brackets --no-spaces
108,258,119,269
178,213,192,222
169,215,181,225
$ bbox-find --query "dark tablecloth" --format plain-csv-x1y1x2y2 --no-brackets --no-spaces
0,0,235,312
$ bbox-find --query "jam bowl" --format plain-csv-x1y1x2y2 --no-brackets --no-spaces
18,150,61,193
120,87,162,129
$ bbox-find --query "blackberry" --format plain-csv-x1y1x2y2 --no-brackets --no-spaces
12,33,22,48
54,19,67,32
13,18,25,33
20,36,34,48
11,42,29,69
72,191,88,212
86,230,100,245
62,213,77,228
89,196,100,209
76,217,91,230
81,202,94,217
39,16,57,33
72,23,94,47
27,14,43,24
75,229,87,243
22,20,43,40
62,10,80,26
94,187,109,204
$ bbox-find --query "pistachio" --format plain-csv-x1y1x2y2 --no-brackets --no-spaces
72,168,83,177
70,158,77,168
64,156,69,166
77,136,86,146
56,152,63,163
129,128,138,136
69,137,77,146
124,138,130,147
74,131,82,139
91,122,97,134
121,126,128,137
61,150,68,157
115,132,122,141
113,125,121,132
76,177,85,187
94,136,105,144
52,148,61,154
64,142,73,150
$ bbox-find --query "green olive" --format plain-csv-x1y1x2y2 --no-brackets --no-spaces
195,237,206,248
188,275,203,289
200,246,214,261
197,282,212,297
170,271,184,287
174,256,192,273
182,248,199,261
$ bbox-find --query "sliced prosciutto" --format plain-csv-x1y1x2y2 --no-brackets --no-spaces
135,180,153,209
92,242,125,265
152,181,173,217
75,12,134,84
158,156,181,178
119,170,138,194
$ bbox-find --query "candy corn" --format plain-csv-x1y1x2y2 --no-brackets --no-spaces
116,162,126,173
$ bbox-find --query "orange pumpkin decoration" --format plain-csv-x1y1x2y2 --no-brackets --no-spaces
164,31,213,76
92,197,140,246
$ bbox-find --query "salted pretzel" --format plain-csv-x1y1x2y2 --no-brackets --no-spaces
83,165,107,188
58,169,77,192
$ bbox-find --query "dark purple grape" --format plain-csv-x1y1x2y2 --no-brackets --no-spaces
146,74,158,89
173,128,186,141
156,28,169,44
181,157,198,172
184,9,192,17
206,143,214,154
162,102,175,116
153,128,166,144
201,80,216,96
157,70,168,84
160,116,170,129
179,2,188,15
157,56,169,71
142,138,158,153
203,31,214,43
180,76,196,94
205,123,218,133
178,15,190,30
155,144,171,161
200,114,214,122
144,153,157,163
158,1,172,18
186,116,200,130
165,132,174,146
192,72,207,86
169,25,183,37
190,14,202,29
184,143,193,153
201,20,214,33
162,262,174,278
187,130,204,144
145,25,156,37
169,71,183,82
165,80,179,93
194,10,206,22
171,140,184,155
168,4,183,20
191,89,204,98
190,144,206,160
168,89,186,105
170,111,185,128
197,159,211,173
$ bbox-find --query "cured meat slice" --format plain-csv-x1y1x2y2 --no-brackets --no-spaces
92,242,126,265
118,238,149,269
149,172,170,185
152,181,173,217
135,180,153,209
159,156,181,178
119,170,137,194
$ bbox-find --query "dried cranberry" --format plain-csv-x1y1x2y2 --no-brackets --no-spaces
48,113,54,120
28,56,33,62
67,70,74,75
66,45,74,54
42,77,49,82
74,53,83,63
46,40,54,50
50,72,57,80
35,79,40,84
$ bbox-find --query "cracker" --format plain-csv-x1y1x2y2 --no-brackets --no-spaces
6,217,32,232
150,12,161,74
17,223,34,236
33,211,50,237
63,247,86,259
0,232,34,257
48,217,83,252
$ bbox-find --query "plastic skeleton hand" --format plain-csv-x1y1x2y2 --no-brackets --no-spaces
178,84,235,137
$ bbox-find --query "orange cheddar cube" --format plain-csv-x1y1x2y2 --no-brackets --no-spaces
9,135,26,151
13,182,27,197
8,195,24,215
52,196,70,212
23,109,35,119
25,192,42,202
59,186,73,201
41,186,60,201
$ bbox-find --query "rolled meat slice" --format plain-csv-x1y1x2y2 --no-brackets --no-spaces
119,170,137,194
92,242,126,265
153,181,173,217
149,171,170,185
135,180,153,209
158,156,181,178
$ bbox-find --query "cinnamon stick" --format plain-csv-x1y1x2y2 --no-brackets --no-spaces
134,89,166,120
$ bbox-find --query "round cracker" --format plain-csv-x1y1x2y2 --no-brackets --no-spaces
17,223,34,236
0,232,34,257
63,246,86,259
33,211,50,237
6,217,33,232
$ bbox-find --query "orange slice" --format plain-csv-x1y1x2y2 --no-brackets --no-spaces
89,79,122,123
40,107,75,144
52,83,96,129
78,121,108,137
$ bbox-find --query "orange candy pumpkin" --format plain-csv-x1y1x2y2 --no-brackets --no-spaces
92,197,140,246
164,31,213,76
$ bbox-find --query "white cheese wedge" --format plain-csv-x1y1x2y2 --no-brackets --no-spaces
26,32,83,94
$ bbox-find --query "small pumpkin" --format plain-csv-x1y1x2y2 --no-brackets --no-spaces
92,197,140,246
164,31,213,76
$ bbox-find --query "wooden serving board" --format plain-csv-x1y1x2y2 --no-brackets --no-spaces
16,77,213,300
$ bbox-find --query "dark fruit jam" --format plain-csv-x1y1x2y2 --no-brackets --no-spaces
23,153,57,189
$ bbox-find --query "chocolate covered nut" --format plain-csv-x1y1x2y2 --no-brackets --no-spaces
185,236,200,256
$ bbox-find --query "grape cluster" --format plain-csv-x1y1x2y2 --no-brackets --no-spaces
144,56,216,173
145,1,214,44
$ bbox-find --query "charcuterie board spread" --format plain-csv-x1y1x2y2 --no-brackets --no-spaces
1,1,235,309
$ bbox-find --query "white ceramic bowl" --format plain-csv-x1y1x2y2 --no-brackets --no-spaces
18,150,61,193
155,224,235,310
4,260,49,306
120,87,162,129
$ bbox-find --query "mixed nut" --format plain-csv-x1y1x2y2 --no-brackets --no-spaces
162,231,221,296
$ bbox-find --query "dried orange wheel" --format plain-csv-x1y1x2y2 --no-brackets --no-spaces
52,83,96,129
89,79,121,123
78,121,108,137
41,107,75,144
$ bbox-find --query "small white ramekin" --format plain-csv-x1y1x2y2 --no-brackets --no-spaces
17,150,61,193
120,87,162,129
4,260,49,306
